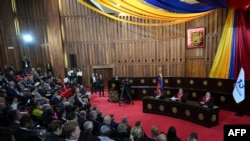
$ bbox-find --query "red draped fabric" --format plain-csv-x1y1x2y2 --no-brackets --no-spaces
235,10,250,80
226,0,250,10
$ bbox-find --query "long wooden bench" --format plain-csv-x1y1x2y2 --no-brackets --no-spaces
143,96,219,127
108,77,250,115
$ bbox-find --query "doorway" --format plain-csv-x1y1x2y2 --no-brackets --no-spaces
94,68,113,90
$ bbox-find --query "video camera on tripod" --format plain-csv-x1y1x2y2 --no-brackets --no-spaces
120,79,128,90
119,79,133,106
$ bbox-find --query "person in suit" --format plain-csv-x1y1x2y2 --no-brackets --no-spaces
8,110,22,133
98,74,104,97
46,62,53,75
166,126,181,141
44,120,64,141
62,120,81,141
0,126,16,141
90,73,97,94
22,56,31,75
6,81,28,104
186,132,198,141
199,92,214,108
14,115,42,141
78,120,100,141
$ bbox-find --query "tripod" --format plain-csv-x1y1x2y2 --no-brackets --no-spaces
119,84,133,106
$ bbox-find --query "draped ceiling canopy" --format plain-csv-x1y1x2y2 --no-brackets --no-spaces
77,0,250,26
77,0,250,80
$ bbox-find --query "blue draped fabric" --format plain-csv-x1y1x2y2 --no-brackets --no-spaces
160,0,215,12
144,0,214,13
228,11,237,79
197,0,228,8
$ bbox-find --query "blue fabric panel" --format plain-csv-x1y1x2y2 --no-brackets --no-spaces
161,0,215,12
229,10,237,79
197,0,228,8
144,0,214,13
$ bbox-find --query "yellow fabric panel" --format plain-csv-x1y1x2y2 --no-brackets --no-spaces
121,0,213,18
209,9,234,78
95,0,168,20
96,0,213,20
77,0,213,26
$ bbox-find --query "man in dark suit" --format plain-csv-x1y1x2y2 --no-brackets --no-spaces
98,74,104,97
90,73,97,94
46,61,53,75
22,56,31,75
14,115,42,141
6,81,28,104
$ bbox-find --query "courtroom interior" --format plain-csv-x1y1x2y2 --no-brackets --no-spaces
0,0,250,141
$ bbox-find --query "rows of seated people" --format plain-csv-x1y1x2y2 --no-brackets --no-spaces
0,96,197,141
0,67,197,141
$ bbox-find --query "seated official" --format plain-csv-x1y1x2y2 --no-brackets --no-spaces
199,92,214,108
176,88,184,100
170,88,187,102
154,88,167,99
154,88,161,98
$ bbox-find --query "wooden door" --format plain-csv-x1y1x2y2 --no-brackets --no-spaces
94,68,113,90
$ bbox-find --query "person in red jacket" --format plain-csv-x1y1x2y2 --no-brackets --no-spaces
200,92,214,108
176,88,184,101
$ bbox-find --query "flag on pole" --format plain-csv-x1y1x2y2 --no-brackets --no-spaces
233,68,245,104
157,73,164,91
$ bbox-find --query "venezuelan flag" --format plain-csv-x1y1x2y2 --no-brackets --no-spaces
157,73,164,91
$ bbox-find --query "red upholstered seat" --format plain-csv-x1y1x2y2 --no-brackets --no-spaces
58,87,74,98
16,75,22,80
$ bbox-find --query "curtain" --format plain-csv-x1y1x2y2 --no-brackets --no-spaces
235,10,250,79
209,9,234,78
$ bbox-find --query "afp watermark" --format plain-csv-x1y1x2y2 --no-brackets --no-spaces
224,125,250,141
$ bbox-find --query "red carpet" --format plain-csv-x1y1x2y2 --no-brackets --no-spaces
90,91,250,141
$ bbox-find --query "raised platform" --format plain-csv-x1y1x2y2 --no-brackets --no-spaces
142,96,220,127
108,77,250,115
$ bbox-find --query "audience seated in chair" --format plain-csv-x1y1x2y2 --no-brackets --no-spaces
166,126,181,141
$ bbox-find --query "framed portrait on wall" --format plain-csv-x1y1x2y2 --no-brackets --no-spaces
187,27,205,48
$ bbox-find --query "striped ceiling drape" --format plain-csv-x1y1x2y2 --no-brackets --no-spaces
78,0,250,80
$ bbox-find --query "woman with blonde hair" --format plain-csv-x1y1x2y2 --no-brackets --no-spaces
130,126,143,141
150,125,159,139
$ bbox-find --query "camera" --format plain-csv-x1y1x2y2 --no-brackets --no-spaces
120,79,128,88
118,78,133,105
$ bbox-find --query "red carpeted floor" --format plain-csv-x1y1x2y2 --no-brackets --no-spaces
90,91,250,141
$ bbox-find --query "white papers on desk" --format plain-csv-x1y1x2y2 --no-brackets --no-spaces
170,96,178,101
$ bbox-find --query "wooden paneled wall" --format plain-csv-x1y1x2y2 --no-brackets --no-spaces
60,0,227,81
0,0,228,86
0,0,64,77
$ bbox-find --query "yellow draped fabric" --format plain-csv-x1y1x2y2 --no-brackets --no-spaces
77,0,214,26
209,9,235,78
